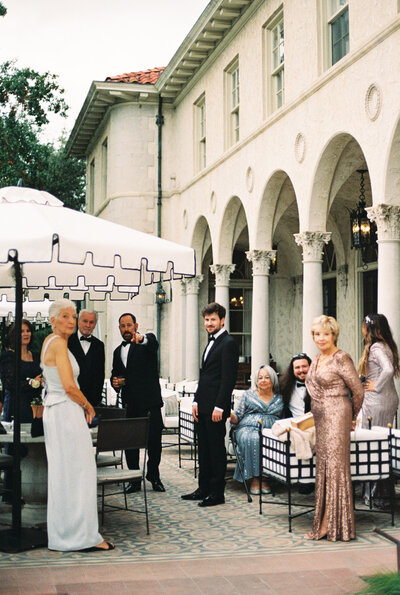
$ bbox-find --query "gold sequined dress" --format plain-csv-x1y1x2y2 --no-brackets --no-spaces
306,350,364,541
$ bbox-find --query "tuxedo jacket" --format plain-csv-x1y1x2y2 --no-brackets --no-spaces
111,333,162,413
195,331,239,418
68,333,105,406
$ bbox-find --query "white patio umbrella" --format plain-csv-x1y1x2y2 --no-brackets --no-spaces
0,186,196,552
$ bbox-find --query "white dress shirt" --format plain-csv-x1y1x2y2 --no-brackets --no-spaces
120,334,148,367
203,328,226,361
289,383,307,417
77,330,92,355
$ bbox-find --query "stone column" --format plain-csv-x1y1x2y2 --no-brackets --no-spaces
209,264,236,331
180,279,187,380
185,275,203,381
246,250,276,377
367,205,400,347
294,231,331,356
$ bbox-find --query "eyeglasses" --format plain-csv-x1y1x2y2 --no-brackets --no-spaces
292,353,307,359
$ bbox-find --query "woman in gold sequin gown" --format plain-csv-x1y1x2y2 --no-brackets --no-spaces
305,316,364,542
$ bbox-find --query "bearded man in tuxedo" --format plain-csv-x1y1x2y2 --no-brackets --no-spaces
68,310,105,407
111,313,165,493
280,352,314,494
182,302,239,507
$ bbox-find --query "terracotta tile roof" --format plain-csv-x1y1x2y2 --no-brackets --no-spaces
105,67,165,85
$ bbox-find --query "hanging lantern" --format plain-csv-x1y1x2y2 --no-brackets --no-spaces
349,170,375,262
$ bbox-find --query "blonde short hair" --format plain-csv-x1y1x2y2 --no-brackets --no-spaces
311,315,340,345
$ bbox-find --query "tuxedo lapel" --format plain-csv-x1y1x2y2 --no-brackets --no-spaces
202,332,226,367
117,344,127,369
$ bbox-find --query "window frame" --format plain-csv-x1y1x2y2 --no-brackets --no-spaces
264,8,285,115
101,137,108,202
319,0,349,71
88,158,95,213
194,93,206,172
224,56,240,148
328,0,349,66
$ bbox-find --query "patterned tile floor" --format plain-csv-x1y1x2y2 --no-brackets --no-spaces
0,437,399,593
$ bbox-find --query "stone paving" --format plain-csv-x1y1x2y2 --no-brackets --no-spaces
0,436,398,593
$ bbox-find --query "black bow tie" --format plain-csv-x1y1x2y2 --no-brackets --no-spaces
80,336,92,342
121,341,131,347
208,335,216,342
296,381,305,387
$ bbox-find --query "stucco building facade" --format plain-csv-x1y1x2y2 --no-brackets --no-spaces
67,0,400,386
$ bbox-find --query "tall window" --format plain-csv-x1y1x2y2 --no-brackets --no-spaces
88,158,95,213
271,17,284,109
225,58,240,147
328,0,349,65
264,11,284,114
101,138,108,201
194,94,206,172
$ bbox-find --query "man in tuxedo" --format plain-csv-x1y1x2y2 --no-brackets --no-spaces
111,313,165,493
280,352,314,494
280,353,312,419
182,302,239,507
68,310,105,407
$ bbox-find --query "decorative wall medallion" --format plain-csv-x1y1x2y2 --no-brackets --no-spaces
365,84,382,122
210,191,217,214
294,133,306,163
246,166,254,193
183,209,188,229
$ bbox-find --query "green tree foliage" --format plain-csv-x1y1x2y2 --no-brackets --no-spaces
0,60,86,210
0,2,6,17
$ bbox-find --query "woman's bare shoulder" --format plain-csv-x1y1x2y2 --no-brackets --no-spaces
43,335,66,352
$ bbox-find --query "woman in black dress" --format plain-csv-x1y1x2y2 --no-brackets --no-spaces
1,319,43,423
0,319,43,502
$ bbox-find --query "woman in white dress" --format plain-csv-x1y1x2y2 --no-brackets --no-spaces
41,298,114,552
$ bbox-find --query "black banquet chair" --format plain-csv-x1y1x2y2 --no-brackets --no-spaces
94,406,126,469
96,416,150,534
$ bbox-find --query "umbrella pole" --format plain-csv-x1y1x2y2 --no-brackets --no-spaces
0,256,46,552
11,258,23,537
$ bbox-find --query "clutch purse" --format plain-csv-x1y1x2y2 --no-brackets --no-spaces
291,411,314,431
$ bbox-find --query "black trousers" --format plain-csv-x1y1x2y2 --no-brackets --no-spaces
196,413,227,497
125,406,163,481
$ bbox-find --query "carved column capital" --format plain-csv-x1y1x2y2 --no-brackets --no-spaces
246,250,276,275
366,204,400,241
294,231,331,262
185,275,203,295
210,264,236,285
180,279,187,295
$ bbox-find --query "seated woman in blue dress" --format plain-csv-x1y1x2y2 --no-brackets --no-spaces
230,365,283,495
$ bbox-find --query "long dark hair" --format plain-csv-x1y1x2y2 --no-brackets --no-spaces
8,318,34,349
280,353,312,410
358,313,400,377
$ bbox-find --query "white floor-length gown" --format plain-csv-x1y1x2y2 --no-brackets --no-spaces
42,335,102,551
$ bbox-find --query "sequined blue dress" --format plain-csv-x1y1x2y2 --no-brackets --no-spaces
233,390,283,482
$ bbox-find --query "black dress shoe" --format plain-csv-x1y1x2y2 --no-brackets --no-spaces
181,488,207,501
149,479,166,492
198,494,225,507
125,481,141,494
